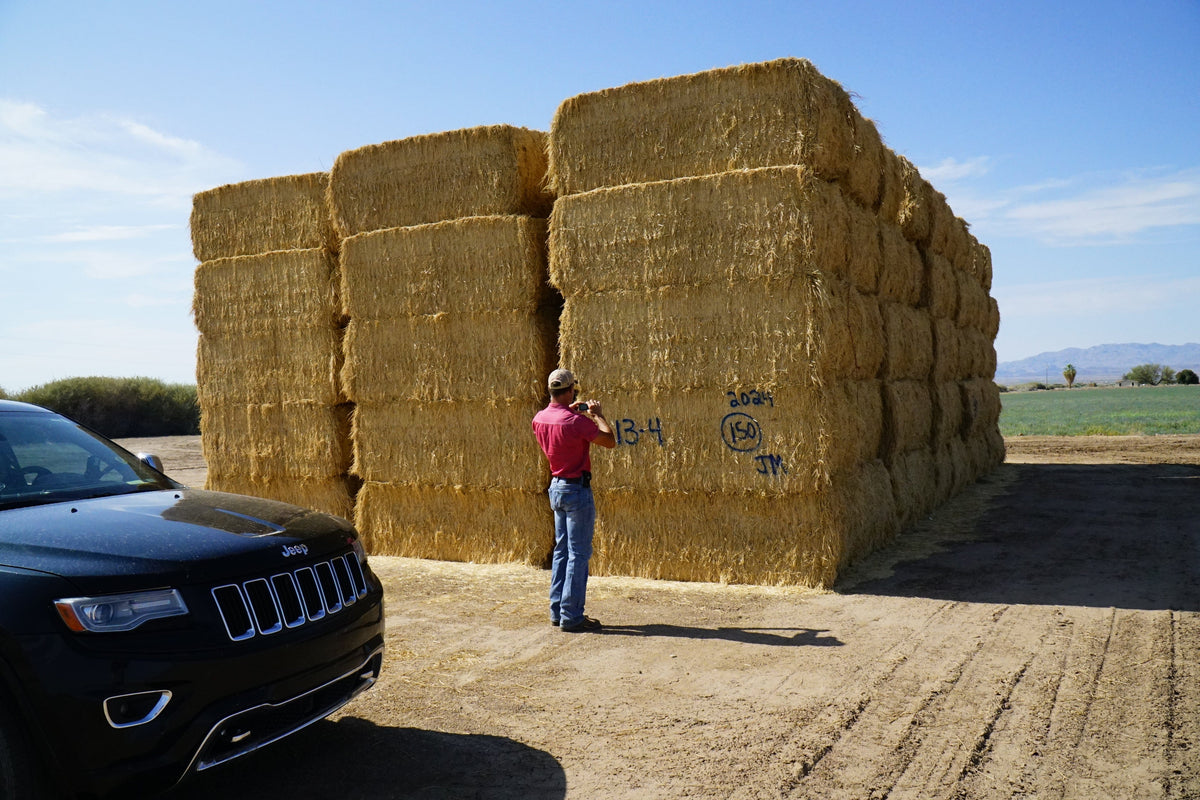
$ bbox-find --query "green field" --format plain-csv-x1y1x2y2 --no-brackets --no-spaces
999,385,1200,436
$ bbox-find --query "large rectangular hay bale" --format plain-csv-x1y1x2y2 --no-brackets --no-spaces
353,482,550,564
877,221,924,305
549,166,852,296
190,172,336,262
880,302,933,381
548,58,879,206
923,251,959,321
196,322,343,405
200,400,352,480
341,312,555,404
558,276,882,391
882,380,933,458
328,126,553,237
889,445,937,525
582,380,882,496
350,401,545,492
339,216,550,318
591,459,897,587
193,249,341,334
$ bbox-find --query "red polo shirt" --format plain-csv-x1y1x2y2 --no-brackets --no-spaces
532,402,599,478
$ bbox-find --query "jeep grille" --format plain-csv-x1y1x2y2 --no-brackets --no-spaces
211,553,369,642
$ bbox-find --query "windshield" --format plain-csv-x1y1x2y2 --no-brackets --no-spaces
0,411,178,511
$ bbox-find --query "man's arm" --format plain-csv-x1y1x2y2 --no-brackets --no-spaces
581,401,617,449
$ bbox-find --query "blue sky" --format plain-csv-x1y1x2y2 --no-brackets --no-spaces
1,0,1197,392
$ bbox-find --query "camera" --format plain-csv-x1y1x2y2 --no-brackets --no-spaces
575,402,589,413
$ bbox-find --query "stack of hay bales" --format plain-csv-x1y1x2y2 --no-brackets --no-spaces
190,173,354,518
547,58,1002,587
329,126,559,563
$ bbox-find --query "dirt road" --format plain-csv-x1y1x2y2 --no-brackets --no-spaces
135,436,1200,799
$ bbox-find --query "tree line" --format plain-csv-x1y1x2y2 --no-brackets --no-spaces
0,377,199,437
1062,363,1199,388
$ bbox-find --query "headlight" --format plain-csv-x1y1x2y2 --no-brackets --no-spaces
54,589,189,633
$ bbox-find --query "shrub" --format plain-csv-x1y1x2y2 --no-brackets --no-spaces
15,377,200,438
1178,369,1199,385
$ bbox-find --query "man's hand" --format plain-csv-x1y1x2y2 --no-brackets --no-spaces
577,399,616,448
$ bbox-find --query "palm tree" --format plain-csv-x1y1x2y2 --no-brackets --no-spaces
1063,363,1077,389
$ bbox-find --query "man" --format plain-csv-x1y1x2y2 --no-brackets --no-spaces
532,368,616,632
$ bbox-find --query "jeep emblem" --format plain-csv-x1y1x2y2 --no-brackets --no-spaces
281,544,309,558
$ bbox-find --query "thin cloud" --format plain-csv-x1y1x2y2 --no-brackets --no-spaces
995,274,1200,318
918,156,990,184
45,224,179,243
1004,172,1200,242
0,99,242,202
935,164,1200,245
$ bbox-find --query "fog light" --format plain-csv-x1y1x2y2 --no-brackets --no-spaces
104,690,172,728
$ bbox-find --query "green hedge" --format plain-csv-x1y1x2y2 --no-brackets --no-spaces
14,377,200,438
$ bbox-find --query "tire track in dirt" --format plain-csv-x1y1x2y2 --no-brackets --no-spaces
785,603,1026,799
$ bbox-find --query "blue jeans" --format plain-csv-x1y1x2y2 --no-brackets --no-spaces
548,478,596,627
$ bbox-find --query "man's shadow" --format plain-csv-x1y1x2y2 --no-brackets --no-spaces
599,623,843,647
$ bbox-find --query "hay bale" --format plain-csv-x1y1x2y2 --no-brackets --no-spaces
190,172,336,262
549,166,852,296
200,400,352,479
971,240,994,292
948,217,974,274
956,270,991,332
590,459,897,587
934,437,971,503
965,430,1004,478
846,115,885,210
354,482,550,564
877,221,924,305
341,311,556,404
889,445,937,525
923,251,959,321
932,380,964,447
583,380,881,496
882,380,933,458
195,323,344,405
845,200,882,295
339,216,551,318
957,328,997,380
193,249,341,334
880,302,933,381
548,58,863,199
877,148,906,226
350,400,545,492
894,157,933,245
960,378,1001,438
927,192,958,262
984,296,1001,340
205,470,354,520
328,126,552,238
931,317,963,383
558,275,879,390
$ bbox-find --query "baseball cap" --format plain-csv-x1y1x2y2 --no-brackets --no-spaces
547,368,576,391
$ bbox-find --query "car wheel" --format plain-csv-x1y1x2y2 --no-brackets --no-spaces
0,701,45,798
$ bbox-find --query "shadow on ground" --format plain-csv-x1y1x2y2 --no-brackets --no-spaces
598,624,843,646
163,716,566,800
839,463,1200,613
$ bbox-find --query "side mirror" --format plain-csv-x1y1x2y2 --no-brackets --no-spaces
137,453,165,473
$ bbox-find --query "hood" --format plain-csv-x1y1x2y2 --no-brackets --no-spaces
0,489,357,584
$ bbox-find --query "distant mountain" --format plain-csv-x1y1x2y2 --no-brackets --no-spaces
995,343,1200,384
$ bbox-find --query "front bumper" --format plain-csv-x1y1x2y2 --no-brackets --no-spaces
20,589,385,797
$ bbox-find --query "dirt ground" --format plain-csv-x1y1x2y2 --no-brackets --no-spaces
119,435,1200,799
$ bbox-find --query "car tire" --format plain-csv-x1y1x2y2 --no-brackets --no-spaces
0,700,46,799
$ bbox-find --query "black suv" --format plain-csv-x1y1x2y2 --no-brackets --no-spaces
0,400,385,798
